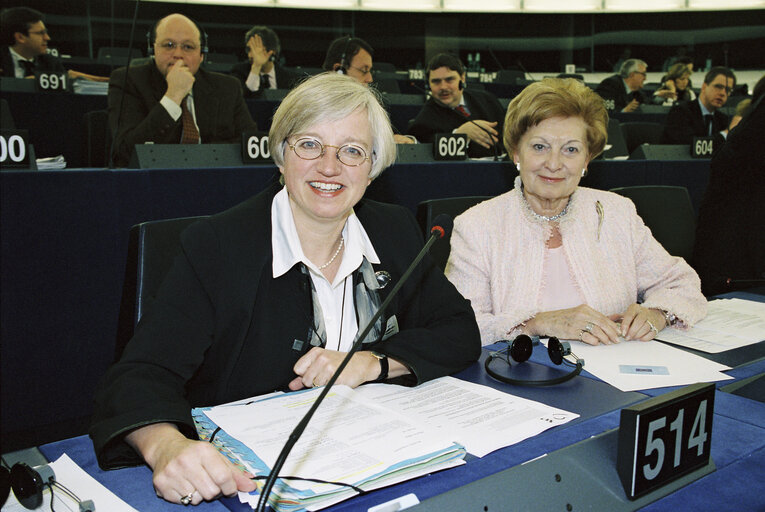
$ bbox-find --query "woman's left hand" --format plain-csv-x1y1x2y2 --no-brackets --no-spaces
289,347,379,390
616,304,666,341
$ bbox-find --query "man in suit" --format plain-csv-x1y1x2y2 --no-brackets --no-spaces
0,7,65,78
108,13,257,167
407,53,505,158
594,58,652,113
228,25,301,98
661,67,736,145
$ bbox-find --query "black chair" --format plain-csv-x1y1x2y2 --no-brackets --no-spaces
115,216,207,360
610,185,695,261
416,196,491,270
374,78,401,94
373,62,397,72
82,110,110,167
97,46,141,62
602,118,629,159
620,121,664,156
1,98,15,129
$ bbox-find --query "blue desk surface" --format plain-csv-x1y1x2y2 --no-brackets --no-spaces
38,356,765,512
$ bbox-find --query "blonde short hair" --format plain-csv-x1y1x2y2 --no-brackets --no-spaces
503,78,608,159
269,72,396,179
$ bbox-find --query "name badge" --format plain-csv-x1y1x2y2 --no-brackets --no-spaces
434,133,468,161
0,130,32,168
241,131,271,163
691,136,714,158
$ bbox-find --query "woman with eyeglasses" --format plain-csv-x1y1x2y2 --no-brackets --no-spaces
90,72,480,506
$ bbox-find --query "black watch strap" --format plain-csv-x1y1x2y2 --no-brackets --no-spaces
370,351,388,382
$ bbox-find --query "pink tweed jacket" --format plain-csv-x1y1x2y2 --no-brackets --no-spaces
445,178,707,345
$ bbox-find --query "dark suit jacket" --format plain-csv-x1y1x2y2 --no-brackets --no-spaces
108,60,257,167
1,46,66,77
228,60,303,98
594,74,647,112
661,99,729,145
90,183,481,469
693,94,765,295
407,88,505,159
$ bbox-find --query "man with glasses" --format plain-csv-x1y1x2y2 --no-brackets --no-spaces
661,66,737,145
0,7,66,78
323,35,374,85
595,58,649,113
229,25,301,98
407,53,505,158
108,13,256,167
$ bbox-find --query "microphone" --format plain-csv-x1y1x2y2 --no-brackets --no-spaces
109,0,143,168
515,60,536,82
453,107,501,162
255,214,453,512
408,80,431,100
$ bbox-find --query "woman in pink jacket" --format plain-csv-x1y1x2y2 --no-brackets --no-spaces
446,78,707,346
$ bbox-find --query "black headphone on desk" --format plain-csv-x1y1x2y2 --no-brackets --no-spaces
0,462,94,511
484,335,584,386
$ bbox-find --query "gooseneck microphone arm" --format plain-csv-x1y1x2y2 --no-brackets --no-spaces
255,215,453,512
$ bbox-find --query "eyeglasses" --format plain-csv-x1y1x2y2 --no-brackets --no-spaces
156,41,199,53
288,137,371,166
27,29,49,36
349,66,372,76
634,71,647,78
711,83,732,94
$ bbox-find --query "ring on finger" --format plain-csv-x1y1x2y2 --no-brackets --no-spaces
584,322,594,333
579,329,587,341
647,320,659,335
181,491,196,506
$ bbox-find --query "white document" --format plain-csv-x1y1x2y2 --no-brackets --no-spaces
1,454,137,512
657,298,765,353
354,376,578,457
568,338,732,392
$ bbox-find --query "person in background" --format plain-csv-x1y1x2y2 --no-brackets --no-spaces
652,62,696,105
229,25,301,98
661,66,736,145
446,78,706,346
90,72,481,506
108,13,256,167
594,58,654,113
407,53,505,158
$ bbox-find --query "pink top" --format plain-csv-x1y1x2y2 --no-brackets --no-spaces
540,246,584,312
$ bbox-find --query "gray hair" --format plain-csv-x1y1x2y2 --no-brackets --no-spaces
269,72,396,179
619,59,647,78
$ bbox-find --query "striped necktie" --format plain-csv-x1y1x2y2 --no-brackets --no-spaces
180,98,200,144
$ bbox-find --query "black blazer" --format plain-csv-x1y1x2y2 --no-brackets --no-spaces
228,60,304,98
594,74,647,112
0,46,66,77
90,184,481,469
693,94,765,295
407,88,506,159
108,60,257,167
661,99,729,145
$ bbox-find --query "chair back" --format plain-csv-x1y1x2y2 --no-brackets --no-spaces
115,216,207,360
416,196,491,269
620,121,664,155
610,185,695,261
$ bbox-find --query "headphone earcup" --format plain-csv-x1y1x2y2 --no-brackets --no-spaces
10,464,46,509
509,334,533,363
146,31,153,56
458,80,464,90
336,67,346,75
547,337,568,365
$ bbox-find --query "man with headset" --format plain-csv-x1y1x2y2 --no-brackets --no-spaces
108,13,256,167
229,25,301,98
407,53,505,158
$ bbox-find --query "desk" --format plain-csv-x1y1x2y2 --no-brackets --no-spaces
36,353,765,511
0,159,713,450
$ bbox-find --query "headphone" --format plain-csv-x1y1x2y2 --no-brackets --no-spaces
146,17,209,57
484,335,584,386
1,463,94,511
335,35,353,75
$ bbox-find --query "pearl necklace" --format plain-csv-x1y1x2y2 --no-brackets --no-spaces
318,237,344,270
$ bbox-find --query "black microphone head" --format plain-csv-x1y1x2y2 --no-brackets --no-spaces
430,214,453,239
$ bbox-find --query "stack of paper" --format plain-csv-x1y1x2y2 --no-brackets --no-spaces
73,78,108,95
193,377,578,511
36,155,66,169
658,298,765,353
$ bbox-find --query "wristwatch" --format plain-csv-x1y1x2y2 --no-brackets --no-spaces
370,351,388,382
